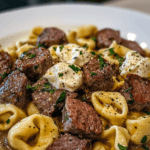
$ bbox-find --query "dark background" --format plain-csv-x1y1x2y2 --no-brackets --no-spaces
0,0,114,13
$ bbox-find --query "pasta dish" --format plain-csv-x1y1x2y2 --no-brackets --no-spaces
0,25,150,150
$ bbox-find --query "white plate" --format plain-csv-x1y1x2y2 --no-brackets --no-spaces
0,4,150,48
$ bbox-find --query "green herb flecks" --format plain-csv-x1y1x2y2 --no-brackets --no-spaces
118,143,127,150
73,57,77,59
65,114,69,120
127,99,134,104
26,85,38,91
80,51,83,55
91,37,96,42
34,65,38,70
6,119,10,124
91,52,96,55
0,73,8,80
23,51,28,55
59,73,63,77
83,44,88,49
141,135,147,143
38,43,46,48
142,145,149,150
69,64,80,73
145,111,150,115
56,91,66,104
28,53,36,59
53,47,57,51
105,125,109,130
124,87,132,92
90,71,97,76
82,96,87,102
98,54,106,70
59,45,64,52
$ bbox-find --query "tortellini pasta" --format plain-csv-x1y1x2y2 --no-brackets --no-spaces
92,91,128,126
26,102,40,116
49,45,59,63
0,104,26,130
67,25,98,50
112,76,124,91
126,113,150,145
8,114,59,150
98,126,130,150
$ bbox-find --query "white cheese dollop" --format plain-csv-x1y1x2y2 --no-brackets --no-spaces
43,62,83,92
120,51,150,78
56,44,91,67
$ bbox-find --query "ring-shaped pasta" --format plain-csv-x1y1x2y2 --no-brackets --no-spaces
93,141,109,150
99,125,130,150
8,114,59,150
26,102,40,116
0,104,26,131
49,45,60,63
92,91,128,126
67,25,98,49
112,76,124,91
126,113,150,145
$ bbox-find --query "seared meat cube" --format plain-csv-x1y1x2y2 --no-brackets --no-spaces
32,78,78,116
0,52,13,84
96,28,121,49
14,47,52,80
47,133,92,150
119,74,150,111
121,38,146,57
37,27,68,48
83,57,114,91
62,97,102,140
0,70,30,109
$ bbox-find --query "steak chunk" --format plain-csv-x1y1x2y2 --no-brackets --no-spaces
0,52,13,84
96,28,121,49
47,133,92,150
0,70,30,109
32,78,78,116
119,74,150,111
62,97,102,140
121,38,146,57
83,57,114,91
14,47,52,80
37,27,68,48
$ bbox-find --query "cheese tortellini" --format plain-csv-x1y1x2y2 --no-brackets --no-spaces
126,113,150,145
26,102,40,116
92,91,128,126
8,114,59,150
67,25,98,50
94,126,130,150
0,104,26,131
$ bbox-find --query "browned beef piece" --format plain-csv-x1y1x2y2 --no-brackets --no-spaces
32,78,78,116
96,28,121,49
119,74,150,111
0,52,13,84
37,27,68,48
83,57,114,91
62,97,102,140
0,70,30,109
14,47,52,80
47,133,92,150
121,38,146,57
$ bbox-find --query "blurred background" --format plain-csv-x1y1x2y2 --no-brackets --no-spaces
0,0,150,14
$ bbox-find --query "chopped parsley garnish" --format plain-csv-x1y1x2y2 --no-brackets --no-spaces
38,43,46,48
91,52,96,55
108,48,124,66
23,51,28,55
73,57,77,59
28,53,36,59
142,145,149,150
90,71,97,76
65,114,69,120
19,57,23,60
44,82,51,87
59,73,63,77
56,91,66,104
34,65,38,70
129,69,131,71
80,51,83,55
54,105,59,110
26,85,38,91
145,111,150,115
124,87,132,92
53,47,56,51
127,99,134,104
6,119,10,124
82,96,87,102
118,143,127,150
91,37,96,42
137,65,139,68
105,125,109,130
147,77,150,79
59,45,64,52
130,94,133,98
98,54,106,70
69,64,80,73
0,73,8,79
141,135,147,143
83,44,88,49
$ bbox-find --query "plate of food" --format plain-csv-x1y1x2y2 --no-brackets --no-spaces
0,4,150,150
